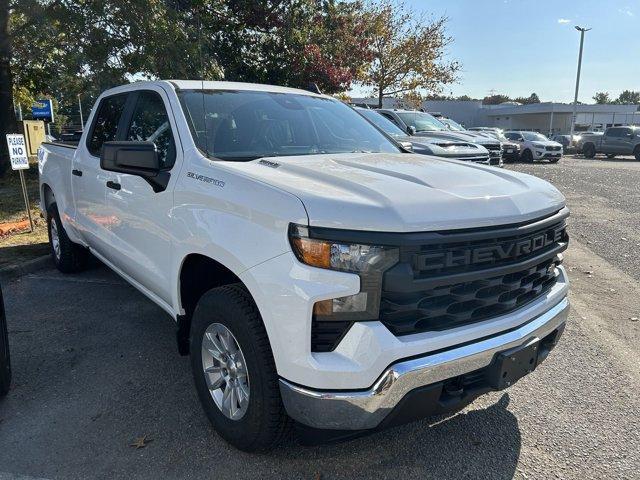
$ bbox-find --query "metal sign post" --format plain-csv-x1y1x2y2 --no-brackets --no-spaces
6,134,33,232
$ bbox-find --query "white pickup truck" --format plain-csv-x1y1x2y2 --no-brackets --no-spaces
38,80,570,451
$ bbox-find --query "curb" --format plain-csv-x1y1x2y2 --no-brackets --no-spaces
0,255,52,282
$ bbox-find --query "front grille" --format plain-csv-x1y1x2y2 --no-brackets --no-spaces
379,211,568,336
546,146,561,151
484,143,502,158
380,257,559,335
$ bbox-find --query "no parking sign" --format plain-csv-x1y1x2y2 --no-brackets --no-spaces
5,133,34,231
6,134,29,170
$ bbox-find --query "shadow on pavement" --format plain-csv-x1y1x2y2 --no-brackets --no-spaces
275,393,521,479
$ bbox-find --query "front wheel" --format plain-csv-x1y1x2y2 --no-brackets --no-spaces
634,147,640,161
190,284,291,451
583,143,596,159
521,149,534,163
47,203,88,273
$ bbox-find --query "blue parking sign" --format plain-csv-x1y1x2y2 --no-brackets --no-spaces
31,99,54,122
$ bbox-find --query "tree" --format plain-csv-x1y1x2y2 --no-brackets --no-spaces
0,0,17,176
482,94,511,105
513,93,540,105
363,1,460,108
614,90,640,105
2,0,378,176
593,92,611,104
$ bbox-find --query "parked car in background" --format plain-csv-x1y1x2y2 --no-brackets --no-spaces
356,108,493,165
580,126,640,160
377,109,503,166
469,127,504,136
0,283,10,397
38,80,569,450
552,134,583,153
480,130,521,163
504,131,563,163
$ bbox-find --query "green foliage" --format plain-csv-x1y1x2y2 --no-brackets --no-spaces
593,92,611,104
482,94,511,105
614,90,640,105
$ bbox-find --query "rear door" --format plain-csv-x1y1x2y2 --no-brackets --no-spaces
617,127,635,154
72,92,129,251
101,87,180,304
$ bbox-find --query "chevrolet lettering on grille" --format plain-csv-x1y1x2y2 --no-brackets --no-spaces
414,224,566,272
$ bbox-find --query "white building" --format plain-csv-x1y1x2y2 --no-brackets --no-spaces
352,97,640,134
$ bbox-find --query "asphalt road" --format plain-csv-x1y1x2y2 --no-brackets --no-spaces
1,156,639,479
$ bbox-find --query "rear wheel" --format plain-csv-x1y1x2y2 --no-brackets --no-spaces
190,284,291,451
583,143,596,159
0,284,11,397
47,203,88,273
634,146,640,161
521,149,534,163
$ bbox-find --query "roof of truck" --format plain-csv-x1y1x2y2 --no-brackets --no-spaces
98,80,326,99
168,80,324,97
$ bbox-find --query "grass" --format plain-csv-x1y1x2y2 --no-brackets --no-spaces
0,167,50,269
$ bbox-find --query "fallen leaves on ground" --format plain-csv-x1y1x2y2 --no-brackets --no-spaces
130,435,153,449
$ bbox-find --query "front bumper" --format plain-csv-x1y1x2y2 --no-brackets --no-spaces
535,150,563,160
280,296,568,430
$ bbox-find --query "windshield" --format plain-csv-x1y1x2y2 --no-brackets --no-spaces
443,118,465,131
357,109,405,137
178,90,401,160
396,112,446,132
522,132,549,141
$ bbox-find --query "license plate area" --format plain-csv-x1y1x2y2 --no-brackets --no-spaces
488,340,539,390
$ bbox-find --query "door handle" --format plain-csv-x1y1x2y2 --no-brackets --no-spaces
106,180,121,191
72,169,83,177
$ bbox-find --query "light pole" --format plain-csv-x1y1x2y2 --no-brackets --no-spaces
570,26,591,139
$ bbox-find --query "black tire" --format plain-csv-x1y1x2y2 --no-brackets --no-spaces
0,284,11,397
583,143,596,159
521,149,534,163
549,157,560,164
47,203,88,273
190,284,291,451
634,146,640,161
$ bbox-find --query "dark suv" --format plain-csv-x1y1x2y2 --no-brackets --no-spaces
377,109,504,166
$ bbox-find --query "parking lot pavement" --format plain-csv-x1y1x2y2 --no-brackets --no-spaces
0,156,639,479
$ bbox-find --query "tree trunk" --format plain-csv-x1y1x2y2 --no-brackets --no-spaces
0,0,16,177
377,87,384,109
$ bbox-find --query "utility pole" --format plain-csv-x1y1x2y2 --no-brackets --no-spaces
570,26,591,138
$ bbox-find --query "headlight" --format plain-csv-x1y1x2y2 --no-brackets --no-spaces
533,143,546,149
288,224,399,321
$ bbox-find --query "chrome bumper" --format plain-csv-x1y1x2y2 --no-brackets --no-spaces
280,296,569,430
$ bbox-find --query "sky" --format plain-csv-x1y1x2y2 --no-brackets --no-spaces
350,0,640,103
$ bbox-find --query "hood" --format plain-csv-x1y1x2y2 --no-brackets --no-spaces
529,140,563,147
394,134,489,155
413,130,500,146
219,152,566,232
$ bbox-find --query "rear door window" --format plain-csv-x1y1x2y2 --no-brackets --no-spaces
124,91,176,169
87,93,128,156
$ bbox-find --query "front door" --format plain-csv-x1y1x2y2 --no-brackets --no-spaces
72,92,129,253
602,128,623,154
101,88,180,305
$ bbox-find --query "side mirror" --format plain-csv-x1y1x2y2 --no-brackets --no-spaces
407,125,416,135
100,141,170,192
